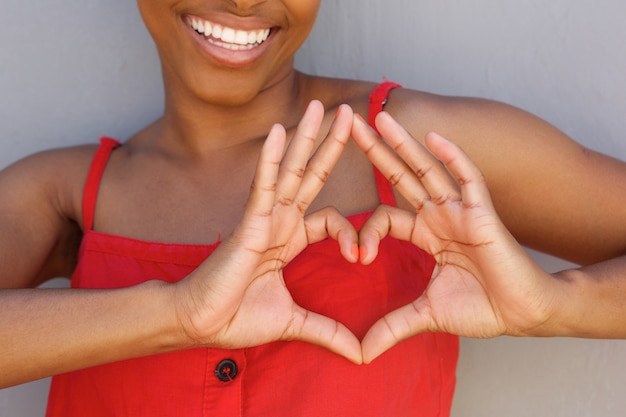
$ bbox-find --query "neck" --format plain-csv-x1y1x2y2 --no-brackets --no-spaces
147,69,314,158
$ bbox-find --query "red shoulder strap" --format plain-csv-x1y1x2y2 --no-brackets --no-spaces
368,81,402,206
82,137,121,231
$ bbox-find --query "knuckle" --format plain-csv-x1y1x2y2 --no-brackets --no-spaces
415,165,432,180
307,165,331,183
387,169,405,187
296,200,309,214
276,196,294,207
287,165,306,179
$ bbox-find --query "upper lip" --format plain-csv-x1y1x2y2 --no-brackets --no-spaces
185,14,272,46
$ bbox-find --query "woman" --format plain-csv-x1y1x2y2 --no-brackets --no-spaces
1,0,625,415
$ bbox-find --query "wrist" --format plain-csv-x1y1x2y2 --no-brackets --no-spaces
525,264,626,339
516,270,577,337
137,280,200,353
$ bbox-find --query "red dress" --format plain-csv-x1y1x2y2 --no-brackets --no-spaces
46,82,459,417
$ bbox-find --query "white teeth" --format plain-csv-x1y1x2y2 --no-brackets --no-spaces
234,30,249,45
202,21,212,35
257,29,270,44
187,16,271,48
221,27,235,43
211,25,222,39
247,31,257,44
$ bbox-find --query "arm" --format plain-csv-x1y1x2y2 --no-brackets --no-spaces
385,90,626,265
0,147,183,386
0,102,362,388
0,282,181,388
0,147,87,289
548,256,626,338
351,112,626,363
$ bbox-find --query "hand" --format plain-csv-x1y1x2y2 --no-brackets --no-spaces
351,112,558,363
174,101,362,364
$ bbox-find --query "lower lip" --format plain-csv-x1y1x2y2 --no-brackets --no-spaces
185,23,274,68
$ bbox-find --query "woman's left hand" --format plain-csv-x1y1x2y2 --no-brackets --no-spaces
351,112,558,363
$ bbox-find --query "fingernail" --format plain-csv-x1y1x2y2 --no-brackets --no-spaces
351,244,359,261
359,246,368,262
428,131,447,142
336,105,342,118
354,113,367,125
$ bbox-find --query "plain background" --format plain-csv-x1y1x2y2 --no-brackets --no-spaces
1,1,626,416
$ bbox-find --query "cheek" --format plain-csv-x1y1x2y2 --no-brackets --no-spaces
136,0,180,39
287,0,321,32
135,0,184,64
280,0,321,57
136,0,157,29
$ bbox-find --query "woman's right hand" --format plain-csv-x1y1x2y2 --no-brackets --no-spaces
173,101,363,364
0,101,361,389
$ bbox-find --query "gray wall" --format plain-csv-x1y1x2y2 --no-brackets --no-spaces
1,1,626,416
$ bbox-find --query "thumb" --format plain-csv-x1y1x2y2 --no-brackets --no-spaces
285,306,363,364
361,297,434,363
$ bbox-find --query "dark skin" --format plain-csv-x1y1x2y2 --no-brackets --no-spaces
13,74,622,266
1,0,626,387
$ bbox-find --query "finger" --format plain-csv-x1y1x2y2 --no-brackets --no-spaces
358,205,419,265
424,132,493,209
224,125,286,276
361,297,433,364
351,114,430,209
375,113,461,204
304,206,359,263
275,100,325,207
285,307,363,365
245,124,287,217
294,104,354,212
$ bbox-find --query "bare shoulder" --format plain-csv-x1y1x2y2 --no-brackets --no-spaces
1,144,99,219
380,87,591,179
3,144,98,176
0,144,99,287
385,88,556,141
382,88,626,264
299,74,378,114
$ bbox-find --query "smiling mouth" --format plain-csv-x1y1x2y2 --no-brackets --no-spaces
186,16,272,51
